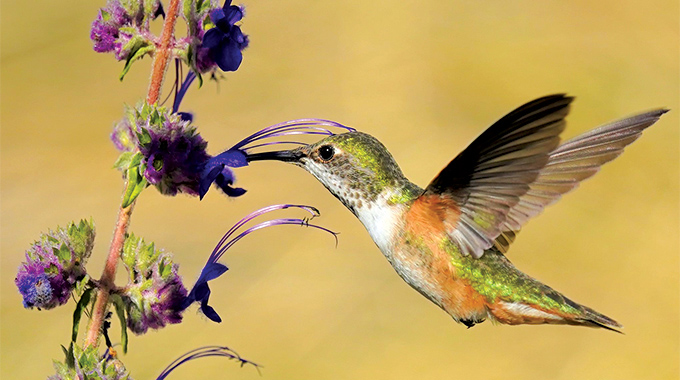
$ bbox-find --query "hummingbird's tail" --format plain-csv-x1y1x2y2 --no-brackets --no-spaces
486,284,623,332
469,250,623,332
488,296,622,332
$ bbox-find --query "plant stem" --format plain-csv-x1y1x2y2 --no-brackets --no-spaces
84,203,134,346
84,0,181,348
147,0,182,105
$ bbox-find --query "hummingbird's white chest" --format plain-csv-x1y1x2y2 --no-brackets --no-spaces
354,190,446,306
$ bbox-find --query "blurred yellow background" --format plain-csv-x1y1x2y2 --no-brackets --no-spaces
2,0,678,379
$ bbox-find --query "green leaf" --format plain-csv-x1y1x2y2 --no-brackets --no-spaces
119,44,155,81
65,342,75,369
71,288,94,342
121,162,148,208
111,294,129,353
73,275,90,298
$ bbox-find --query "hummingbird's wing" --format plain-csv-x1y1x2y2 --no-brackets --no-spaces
492,108,667,253
424,94,573,258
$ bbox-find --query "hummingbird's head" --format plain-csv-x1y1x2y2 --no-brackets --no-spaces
248,131,417,212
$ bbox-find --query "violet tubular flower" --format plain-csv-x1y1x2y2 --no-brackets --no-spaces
199,119,354,199
156,346,259,380
203,0,249,72
181,204,338,323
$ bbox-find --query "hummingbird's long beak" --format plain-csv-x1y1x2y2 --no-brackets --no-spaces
246,149,305,163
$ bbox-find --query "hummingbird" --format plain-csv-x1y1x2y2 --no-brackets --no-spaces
247,95,666,331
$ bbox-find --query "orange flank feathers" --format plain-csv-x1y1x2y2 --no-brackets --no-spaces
399,196,489,325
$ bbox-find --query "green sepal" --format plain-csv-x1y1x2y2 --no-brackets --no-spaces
183,0,197,22
122,233,161,273
45,263,60,275
121,233,136,269
143,0,159,16
57,243,73,263
121,152,148,208
100,9,111,22
71,287,94,343
136,127,152,147
77,345,100,372
110,294,129,353
67,218,96,260
114,152,135,171
158,257,172,278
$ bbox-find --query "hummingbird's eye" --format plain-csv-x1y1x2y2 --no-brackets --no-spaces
318,145,335,161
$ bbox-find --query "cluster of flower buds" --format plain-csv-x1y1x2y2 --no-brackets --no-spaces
49,345,131,380
91,0,249,80
90,0,165,78
119,234,188,334
15,220,95,310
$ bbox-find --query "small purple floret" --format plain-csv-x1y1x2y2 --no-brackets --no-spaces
202,0,249,72
90,19,118,53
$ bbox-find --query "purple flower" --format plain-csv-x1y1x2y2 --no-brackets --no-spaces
199,119,354,199
90,0,163,63
203,0,249,72
198,149,247,199
125,270,188,334
90,1,133,56
138,118,211,196
15,260,71,310
121,234,188,335
90,19,118,53
156,346,258,380
181,204,338,322
15,220,95,310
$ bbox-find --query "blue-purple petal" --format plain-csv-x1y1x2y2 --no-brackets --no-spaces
225,5,243,24
177,112,194,122
202,27,224,50
215,173,246,197
200,298,222,323
212,39,243,72
211,149,248,168
229,25,246,47
199,262,229,283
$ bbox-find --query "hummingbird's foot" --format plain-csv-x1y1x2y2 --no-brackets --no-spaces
460,318,484,328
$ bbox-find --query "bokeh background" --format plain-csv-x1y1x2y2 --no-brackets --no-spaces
2,0,678,379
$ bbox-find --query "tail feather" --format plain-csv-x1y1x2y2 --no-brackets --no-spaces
489,296,622,332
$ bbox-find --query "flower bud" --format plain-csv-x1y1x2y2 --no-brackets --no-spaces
49,344,131,380
121,234,187,334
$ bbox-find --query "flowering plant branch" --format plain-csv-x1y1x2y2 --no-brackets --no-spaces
16,0,350,378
